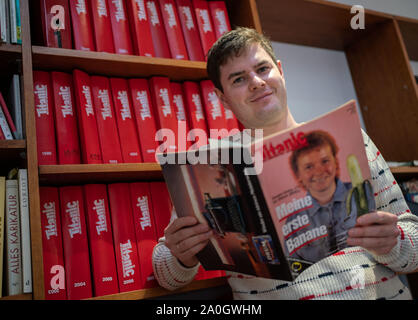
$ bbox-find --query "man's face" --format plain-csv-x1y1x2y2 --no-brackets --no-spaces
296,144,338,195
216,43,288,131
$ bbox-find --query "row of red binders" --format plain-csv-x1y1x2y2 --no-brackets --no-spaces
33,70,241,166
41,181,224,300
37,0,231,61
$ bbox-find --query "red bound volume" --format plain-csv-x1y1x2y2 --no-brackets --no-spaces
33,71,58,165
91,76,123,164
51,72,81,164
192,0,216,58
145,0,171,58
149,76,178,153
224,108,240,132
159,0,188,60
107,0,134,55
200,79,229,139
126,0,155,57
128,79,159,163
39,187,67,300
182,81,208,148
149,182,173,239
90,0,115,53
83,184,119,297
108,183,142,292
170,82,190,151
208,1,231,39
130,182,158,289
72,69,103,164
110,78,143,163
59,186,93,300
69,0,95,51
39,0,73,48
175,0,205,61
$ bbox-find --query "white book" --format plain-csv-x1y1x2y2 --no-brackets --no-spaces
5,179,23,296
9,74,23,139
0,176,6,299
8,0,16,43
0,102,13,140
0,0,8,42
18,169,32,293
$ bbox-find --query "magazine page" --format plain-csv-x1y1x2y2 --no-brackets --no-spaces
160,145,293,281
255,100,376,278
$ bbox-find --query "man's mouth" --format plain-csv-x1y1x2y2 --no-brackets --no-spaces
250,91,273,103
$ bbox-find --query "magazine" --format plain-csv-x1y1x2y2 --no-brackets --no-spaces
158,100,376,281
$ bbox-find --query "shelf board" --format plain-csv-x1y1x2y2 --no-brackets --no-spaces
39,163,163,185
0,140,26,167
31,46,207,80
395,15,418,61
0,293,32,300
256,0,391,50
0,43,22,74
390,166,418,177
87,277,228,300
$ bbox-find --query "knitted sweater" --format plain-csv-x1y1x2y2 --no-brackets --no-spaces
152,131,418,300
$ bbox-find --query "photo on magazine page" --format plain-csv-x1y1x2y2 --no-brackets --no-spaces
255,100,376,277
160,146,294,281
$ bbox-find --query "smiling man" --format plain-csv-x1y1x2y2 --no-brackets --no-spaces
152,27,418,300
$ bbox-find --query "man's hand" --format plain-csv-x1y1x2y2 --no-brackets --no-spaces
347,211,400,256
164,216,213,268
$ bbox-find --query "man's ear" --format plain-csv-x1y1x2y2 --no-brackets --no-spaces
215,87,231,110
277,60,284,76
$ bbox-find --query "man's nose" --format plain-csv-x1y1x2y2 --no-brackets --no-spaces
249,73,266,91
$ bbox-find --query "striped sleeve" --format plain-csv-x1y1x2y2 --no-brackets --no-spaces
152,209,200,291
362,130,418,273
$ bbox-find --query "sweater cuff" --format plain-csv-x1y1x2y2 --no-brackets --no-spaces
371,236,405,271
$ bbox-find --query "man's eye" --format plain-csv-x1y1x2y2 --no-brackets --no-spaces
233,77,244,84
258,66,270,73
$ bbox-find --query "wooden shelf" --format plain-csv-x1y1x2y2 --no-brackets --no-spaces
390,166,418,180
395,15,418,61
256,0,391,50
0,140,26,167
0,43,22,74
31,46,207,80
87,277,228,300
39,163,163,185
0,293,32,300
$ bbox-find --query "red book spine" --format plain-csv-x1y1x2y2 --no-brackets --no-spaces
33,71,57,165
110,78,143,163
200,79,229,139
91,76,123,164
108,183,142,292
128,79,159,163
149,182,173,239
176,0,205,61
39,187,67,300
39,0,73,48
59,186,93,300
90,0,115,53
182,81,208,148
72,69,103,164
208,1,231,39
107,0,134,55
170,82,190,151
149,76,178,153
192,0,216,58
126,0,155,57
159,0,189,60
224,108,240,132
84,184,119,296
145,0,171,58
69,0,95,51
51,71,81,164
130,182,158,289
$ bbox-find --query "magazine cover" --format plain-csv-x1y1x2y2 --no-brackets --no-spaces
159,100,376,280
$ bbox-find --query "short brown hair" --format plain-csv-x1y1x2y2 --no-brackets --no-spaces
289,130,340,177
206,27,277,92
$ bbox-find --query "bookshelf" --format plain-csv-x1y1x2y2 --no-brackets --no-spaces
0,0,261,300
3,0,416,300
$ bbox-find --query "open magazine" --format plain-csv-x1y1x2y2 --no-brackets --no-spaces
158,100,376,281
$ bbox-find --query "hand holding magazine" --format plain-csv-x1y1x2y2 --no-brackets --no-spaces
158,100,376,281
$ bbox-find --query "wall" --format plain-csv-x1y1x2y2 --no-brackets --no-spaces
271,0,418,129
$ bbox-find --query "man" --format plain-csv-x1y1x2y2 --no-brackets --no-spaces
152,27,418,299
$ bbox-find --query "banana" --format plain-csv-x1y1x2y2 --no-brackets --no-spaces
345,154,373,218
